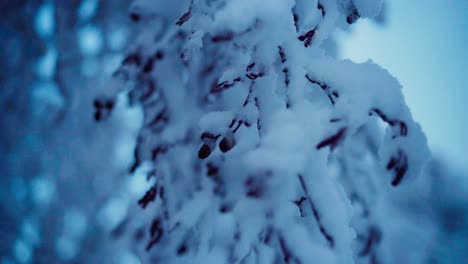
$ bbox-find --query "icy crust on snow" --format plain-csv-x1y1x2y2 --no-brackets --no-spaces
100,0,429,263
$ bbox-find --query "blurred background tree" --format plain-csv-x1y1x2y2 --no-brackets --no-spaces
0,1,148,263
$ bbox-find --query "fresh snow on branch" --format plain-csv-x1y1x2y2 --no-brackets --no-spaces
94,0,430,263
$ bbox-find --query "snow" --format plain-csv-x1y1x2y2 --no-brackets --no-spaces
98,0,431,262
78,0,99,21
34,3,55,38
78,26,103,56
30,176,55,207
55,236,78,261
13,239,32,264
97,197,129,232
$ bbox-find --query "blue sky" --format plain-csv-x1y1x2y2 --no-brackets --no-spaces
336,0,468,168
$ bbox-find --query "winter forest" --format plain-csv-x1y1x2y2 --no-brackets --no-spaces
1,0,467,263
